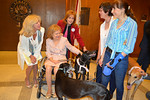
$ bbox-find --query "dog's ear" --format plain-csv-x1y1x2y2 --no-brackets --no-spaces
59,63,63,68
63,63,70,73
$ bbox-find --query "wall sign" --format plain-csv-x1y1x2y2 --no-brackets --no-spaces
9,0,32,23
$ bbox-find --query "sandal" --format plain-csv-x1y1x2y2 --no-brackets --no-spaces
46,93,51,99
52,93,57,98
33,84,38,88
26,84,32,88
33,78,38,88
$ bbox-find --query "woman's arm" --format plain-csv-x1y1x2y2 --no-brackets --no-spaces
19,35,31,57
122,20,138,55
46,39,53,59
97,39,101,62
99,47,106,67
65,38,82,55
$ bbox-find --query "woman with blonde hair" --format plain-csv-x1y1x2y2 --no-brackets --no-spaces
44,24,82,98
17,14,45,88
57,10,87,58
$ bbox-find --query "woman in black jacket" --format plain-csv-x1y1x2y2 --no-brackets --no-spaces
137,20,150,72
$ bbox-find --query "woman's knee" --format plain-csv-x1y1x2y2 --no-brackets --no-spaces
46,65,52,72
54,67,59,75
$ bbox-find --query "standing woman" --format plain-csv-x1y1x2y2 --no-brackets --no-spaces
100,0,138,100
96,2,114,83
17,14,45,88
57,10,87,58
137,20,150,72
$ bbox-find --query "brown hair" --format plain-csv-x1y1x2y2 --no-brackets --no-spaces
99,2,113,16
47,24,62,39
113,0,137,21
63,10,77,26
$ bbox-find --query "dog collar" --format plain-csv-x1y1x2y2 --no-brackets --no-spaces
58,68,63,70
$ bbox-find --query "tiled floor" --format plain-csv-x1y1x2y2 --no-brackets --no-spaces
0,51,150,100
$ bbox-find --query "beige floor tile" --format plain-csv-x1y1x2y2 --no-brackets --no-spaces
0,51,150,100
0,64,25,82
0,87,22,100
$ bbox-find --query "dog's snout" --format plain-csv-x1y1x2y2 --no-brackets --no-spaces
127,83,130,86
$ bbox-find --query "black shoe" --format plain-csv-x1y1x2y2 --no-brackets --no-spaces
146,91,150,100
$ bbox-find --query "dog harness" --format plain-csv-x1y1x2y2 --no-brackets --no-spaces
77,58,89,74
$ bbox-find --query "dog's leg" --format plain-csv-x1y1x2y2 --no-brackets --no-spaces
131,83,141,100
57,97,63,100
76,72,79,79
82,74,85,80
75,61,79,79
82,70,85,80
82,68,86,80
87,62,90,80
82,71,86,80
79,73,82,80
126,89,131,100
87,72,89,80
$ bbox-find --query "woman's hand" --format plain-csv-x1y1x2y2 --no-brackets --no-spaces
96,58,99,64
98,58,103,67
48,57,60,64
83,46,87,52
30,55,36,64
79,52,83,55
52,60,60,64
137,68,147,76
106,61,113,69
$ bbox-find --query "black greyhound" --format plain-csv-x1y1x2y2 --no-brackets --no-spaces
74,51,96,80
55,63,111,100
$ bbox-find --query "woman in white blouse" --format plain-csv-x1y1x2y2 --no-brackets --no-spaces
96,2,114,83
17,14,45,88
96,2,114,98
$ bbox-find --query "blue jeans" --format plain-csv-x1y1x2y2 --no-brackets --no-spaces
101,50,128,100
96,64,102,83
96,64,116,95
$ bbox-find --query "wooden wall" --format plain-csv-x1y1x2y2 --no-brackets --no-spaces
0,0,150,57
0,0,65,51
67,0,150,57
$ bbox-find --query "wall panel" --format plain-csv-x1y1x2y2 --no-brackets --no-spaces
1,0,150,57
67,0,150,57
0,0,65,51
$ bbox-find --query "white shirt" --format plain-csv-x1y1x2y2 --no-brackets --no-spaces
100,17,114,55
17,27,45,70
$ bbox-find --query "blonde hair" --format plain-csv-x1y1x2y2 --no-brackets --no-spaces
63,10,77,26
47,24,62,39
19,14,41,37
